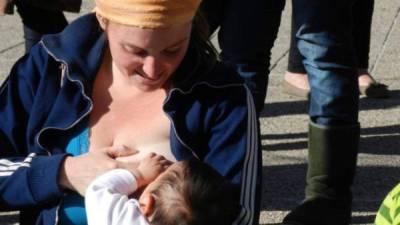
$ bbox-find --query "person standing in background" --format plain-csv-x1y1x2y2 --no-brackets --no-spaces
282,0,360,224
283,0,389,99
0,0,81,52
200,0,286,114
200,1,360,224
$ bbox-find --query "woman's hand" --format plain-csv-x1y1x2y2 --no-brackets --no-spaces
111,146,141,168
59,145,134,196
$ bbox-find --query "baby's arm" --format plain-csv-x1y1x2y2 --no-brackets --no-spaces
85,169,148,225
85,153,170,225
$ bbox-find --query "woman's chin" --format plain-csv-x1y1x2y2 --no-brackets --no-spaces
134,80,164,92
133,75,170,92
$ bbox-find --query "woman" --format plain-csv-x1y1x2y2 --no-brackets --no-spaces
0,0,260,224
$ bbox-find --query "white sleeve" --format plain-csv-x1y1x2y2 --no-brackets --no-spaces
85,169,149,225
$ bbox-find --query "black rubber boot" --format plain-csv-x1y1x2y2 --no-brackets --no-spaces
282,121,360,225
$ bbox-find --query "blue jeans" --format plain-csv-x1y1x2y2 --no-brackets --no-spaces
293,0,359,125
288,0,374,73
200,0,286,114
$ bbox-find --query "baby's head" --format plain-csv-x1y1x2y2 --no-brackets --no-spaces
138,159,240,225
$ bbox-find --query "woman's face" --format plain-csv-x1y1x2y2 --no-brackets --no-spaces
99,17,192,92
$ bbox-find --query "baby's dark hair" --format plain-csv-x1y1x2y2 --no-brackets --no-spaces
149,159,240,225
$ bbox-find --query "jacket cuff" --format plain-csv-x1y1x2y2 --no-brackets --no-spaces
28,153,69,204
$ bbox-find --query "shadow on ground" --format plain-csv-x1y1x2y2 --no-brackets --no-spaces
261,124,400,154
260,90,400,118
260,215,382,225
261,164,400,224
260,215,378,225
352,215,377,224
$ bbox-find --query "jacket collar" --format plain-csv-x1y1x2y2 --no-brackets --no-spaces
41,13,213,92
40,13,243,112
36,13,245,154
41,13,107,89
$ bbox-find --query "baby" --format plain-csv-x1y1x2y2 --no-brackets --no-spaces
85,153,239,225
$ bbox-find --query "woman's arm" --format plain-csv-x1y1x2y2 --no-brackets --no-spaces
59,147,122,196
0,45,148,209
0,44,69,208
204,86,260,225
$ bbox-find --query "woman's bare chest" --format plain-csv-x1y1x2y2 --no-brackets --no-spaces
88,88,174,161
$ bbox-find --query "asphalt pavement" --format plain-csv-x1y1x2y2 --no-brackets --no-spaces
0,1,399,224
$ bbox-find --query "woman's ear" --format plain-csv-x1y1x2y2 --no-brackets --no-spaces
96,13,108,30
139,194,155,218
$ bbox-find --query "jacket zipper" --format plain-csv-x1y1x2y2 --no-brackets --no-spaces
162,82,247,159
38,41,94,156
162,88,199,159
38,41,193,161
39,41,94,225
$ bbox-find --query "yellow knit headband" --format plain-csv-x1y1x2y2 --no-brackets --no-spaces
94,0,202,28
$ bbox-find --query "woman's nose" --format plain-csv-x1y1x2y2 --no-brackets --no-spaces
142,56,163,79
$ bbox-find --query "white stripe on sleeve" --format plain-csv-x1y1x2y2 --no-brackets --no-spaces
0,153,36,176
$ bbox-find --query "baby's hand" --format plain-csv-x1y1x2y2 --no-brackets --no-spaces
133,153,171,188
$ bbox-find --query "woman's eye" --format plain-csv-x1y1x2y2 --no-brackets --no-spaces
123,45,147,57
163,47,181,55
134,50,148,57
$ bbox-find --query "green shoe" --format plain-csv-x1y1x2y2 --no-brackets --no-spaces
282,122,360,225
282,198,351,225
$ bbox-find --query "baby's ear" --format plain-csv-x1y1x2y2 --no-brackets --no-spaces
139,194,155,218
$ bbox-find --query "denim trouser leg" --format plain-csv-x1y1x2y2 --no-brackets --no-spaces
201,0,285,114
293,0,359,126
288,0,374,73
